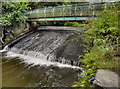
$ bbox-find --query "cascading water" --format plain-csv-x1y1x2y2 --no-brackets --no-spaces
1,26,84,87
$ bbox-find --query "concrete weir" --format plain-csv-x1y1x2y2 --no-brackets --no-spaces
38,26,83,31
4,26,85,67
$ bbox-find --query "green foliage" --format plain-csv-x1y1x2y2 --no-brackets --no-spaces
37,21,48,26
1,2,31,44
72,3,120,88
28,2,72,9
64,22,73,26
64,22,86,27
2,2,30,27
4,38,10,43
78,24,86,27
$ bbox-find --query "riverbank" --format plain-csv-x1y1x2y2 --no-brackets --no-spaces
72,3,120,88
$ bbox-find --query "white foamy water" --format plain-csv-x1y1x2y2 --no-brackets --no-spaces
0,45,8,53
0,50,5,53
6,51,82,70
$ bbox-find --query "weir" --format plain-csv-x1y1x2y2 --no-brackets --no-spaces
1,26,85,87
3,26,84,68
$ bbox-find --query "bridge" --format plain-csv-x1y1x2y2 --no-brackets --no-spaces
23,2,118,21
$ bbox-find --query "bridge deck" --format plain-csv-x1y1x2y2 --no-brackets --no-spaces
28,17,96,21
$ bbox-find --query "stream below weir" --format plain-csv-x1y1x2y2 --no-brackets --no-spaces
2,53,81,87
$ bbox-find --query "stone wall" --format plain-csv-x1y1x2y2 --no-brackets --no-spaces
2,22,31,47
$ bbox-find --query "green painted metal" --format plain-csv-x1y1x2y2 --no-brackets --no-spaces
28,17,96,21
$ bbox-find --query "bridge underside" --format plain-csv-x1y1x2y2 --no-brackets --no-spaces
27,17,96,21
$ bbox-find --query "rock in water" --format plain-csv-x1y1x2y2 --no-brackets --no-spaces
93,69,120,89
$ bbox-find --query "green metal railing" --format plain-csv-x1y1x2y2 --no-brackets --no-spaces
22,2,120,20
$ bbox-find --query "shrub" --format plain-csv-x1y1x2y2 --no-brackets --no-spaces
2,2,30,27
4,38,10,43
64,22,73,26
64,22,86,27
37,21,48,26
72,2,120,88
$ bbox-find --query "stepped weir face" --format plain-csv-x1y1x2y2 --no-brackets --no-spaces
1,26,84,87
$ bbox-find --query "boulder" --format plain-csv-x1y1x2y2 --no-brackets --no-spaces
93,69,120,89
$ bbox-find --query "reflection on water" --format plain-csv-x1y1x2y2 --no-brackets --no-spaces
2,52,81,87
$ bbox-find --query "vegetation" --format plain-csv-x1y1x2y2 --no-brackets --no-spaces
2,2,30,27
37,21,64,26
1,2,30,44
28,2,72,9
64,22,87,27
72,2,120,88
